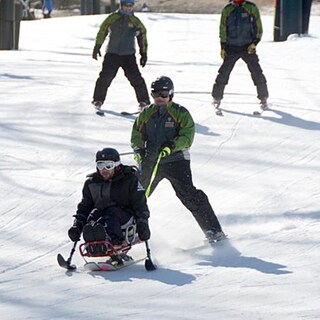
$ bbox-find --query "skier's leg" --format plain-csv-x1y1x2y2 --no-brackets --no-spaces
93,53,120,103
121,55,150,104
103,207,133,244
163,161,223,233
212,53,239,100
243,52,269,100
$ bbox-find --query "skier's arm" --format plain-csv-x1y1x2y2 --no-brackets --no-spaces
129,176,150,220
131,113,146,151
130,16,148,55
74,181,94,225
219,5,230,44
168,105,195,152
250,4,263,40
129,176,151,241
243,2,263,41
95,13,121,45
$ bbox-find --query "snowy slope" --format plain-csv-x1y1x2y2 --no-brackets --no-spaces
0,11,319,320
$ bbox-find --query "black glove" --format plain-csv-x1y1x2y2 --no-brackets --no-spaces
92,44,102,60
68,225,81,242
136,218,150,241
68,219,84,242
140,53,147,67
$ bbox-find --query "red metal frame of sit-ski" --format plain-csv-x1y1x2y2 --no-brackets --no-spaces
79,238,141,258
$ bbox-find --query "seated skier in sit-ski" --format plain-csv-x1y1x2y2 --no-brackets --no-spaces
68,147,151,247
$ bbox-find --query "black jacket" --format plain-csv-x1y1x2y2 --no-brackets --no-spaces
74,165,149,224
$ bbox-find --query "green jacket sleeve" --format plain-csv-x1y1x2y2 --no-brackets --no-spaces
219,6,229,44
131,108,153,150
245,2,263,40
130,15,148,54
168,103,195,152
95,13,121,45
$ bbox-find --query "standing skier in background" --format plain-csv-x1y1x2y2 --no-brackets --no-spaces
211,0,269,114
91,0,150,112
131,76,226,244
43,0,53,18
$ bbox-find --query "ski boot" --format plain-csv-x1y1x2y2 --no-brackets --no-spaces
205,230,227,244
260,98,268,111
92,100,103,110
212,98,222,116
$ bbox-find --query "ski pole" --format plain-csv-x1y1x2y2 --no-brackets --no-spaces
119,151,134,156
142,152,165,270
144,240,157,271
67,241,77,265
145,152,163,198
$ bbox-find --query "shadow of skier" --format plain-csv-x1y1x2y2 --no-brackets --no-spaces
196,239,292,275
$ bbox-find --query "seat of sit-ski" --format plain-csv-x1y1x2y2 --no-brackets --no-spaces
121,216,138,245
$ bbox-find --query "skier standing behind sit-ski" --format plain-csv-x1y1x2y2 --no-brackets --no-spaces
131,76,226,244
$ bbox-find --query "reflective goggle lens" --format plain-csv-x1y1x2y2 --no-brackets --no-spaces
151,90,170,98
96,160,120,170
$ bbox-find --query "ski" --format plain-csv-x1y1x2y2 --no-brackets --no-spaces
253,110,263,116
120,111,140,116
96,110,105,117
83,256,146,272
57,253,77,271
94,110,137,117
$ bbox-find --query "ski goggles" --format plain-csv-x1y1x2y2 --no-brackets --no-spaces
151,90,170,98
96,160,120,170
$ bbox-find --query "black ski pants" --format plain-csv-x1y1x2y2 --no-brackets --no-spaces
140,159,222,234
93,53,150,104
212,49,269,101
90,207,133,242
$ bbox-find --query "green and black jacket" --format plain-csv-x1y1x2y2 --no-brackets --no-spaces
131,102,195,163
95,10,147,55
220,1,263,47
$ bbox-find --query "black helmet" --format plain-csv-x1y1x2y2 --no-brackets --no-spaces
96,147,120,162
151,76,174,99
